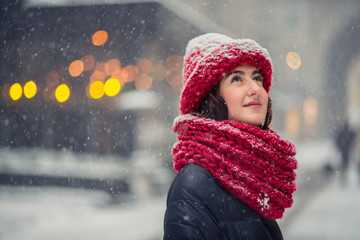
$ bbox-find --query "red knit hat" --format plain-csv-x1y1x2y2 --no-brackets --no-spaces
180,33,273,115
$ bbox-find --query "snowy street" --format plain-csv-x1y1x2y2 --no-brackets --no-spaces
282,170,360,240
1,138,360,240
280,139,360,240
0,187,166,240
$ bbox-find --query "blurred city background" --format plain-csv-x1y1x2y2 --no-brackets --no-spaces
0,0,359,239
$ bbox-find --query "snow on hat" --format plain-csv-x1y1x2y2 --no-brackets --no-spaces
180,33,273,115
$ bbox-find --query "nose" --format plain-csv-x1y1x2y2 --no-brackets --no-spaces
246,79,261,96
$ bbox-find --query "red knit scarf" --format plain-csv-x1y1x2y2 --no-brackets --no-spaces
172,115,297,220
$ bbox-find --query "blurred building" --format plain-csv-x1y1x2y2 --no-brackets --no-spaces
1,0,360,155
0,0,202,159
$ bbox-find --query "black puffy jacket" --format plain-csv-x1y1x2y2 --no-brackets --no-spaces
163,164,284,240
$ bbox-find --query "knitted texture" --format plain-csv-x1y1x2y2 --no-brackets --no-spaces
180,33,273,115
172,115,297,220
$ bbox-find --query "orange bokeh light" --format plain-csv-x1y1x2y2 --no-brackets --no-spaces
69,60,84,77
151,63,166,81
166,68,182,87
45,70,60,87
111,72,126,86
121,65,139,82
43,87,54,102
92,30,108,46
105,59,121,75
135,73,152,91
90,70,107,83
136,59,152,74
1,84,10,100
166,54,183,69
81,55,96,71
94,62,106,73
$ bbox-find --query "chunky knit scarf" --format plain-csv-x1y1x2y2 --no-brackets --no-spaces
172,115,297,220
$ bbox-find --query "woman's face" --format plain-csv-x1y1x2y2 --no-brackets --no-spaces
219,65,269,126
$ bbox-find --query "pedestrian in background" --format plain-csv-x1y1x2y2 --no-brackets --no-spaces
356,125,360,185
334,120,357,185
163,33,298,240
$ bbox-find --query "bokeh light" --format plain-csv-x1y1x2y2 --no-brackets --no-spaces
121,65,138,82
135,73,152,91
94,62,106,73
81,55,96,71
45,69,61,87
303,96,319,126
285,107,300,138
92,30,108,46
286,51,302,70
166,54,183,69
1,84,10,100
151,63,166,81
43,87,54,102
90,70,106,83
69,60,84,77
9,83,22,101
136,59,153,74
89,81,105,99
105,59,121,76
165,68,182,87
104,78,121,97
55,84,70,103
23,81,37,99
111,72,126,86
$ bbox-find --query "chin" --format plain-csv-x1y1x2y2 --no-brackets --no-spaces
243,118,264,126
228,113,265,126
248,122,263,127
230,118,263,126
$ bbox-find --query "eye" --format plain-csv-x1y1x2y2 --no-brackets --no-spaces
254,75,263,82
231,76,242,83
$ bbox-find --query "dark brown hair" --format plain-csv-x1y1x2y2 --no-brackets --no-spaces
191,82,273,130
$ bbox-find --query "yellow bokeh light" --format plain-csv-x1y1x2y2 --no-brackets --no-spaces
9,83,22,101
24,81,37,99
286,52,302,70
104,78,121,97
89,81,105,99
55,84,70,103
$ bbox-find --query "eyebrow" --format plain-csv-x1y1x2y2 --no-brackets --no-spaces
226,70,261,78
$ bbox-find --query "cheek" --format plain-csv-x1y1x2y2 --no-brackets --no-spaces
261,93,269,114
221,89,244,105
223,94,240,112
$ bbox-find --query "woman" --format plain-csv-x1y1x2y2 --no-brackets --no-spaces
163,33,297,240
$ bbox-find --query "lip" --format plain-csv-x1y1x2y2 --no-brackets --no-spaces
244,101,262,108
